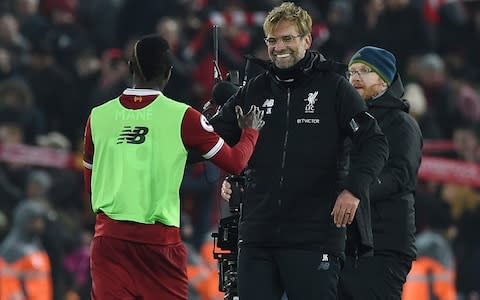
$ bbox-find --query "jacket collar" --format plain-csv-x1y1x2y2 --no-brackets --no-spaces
248,51,336,87
367,74,410,118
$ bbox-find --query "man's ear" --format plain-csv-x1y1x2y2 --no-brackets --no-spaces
305,33,313,49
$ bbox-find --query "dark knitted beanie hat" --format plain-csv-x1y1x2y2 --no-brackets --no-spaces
349,46,396,85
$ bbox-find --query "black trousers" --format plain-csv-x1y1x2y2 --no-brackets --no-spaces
238,246,341,300
338,253,412,300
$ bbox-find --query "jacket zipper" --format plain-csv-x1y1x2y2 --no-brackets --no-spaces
354,248,359,268
279,88,291,207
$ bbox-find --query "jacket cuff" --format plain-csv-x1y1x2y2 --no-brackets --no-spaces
344,173,373,201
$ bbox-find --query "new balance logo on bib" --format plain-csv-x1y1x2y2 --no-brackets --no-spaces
117,126,149,144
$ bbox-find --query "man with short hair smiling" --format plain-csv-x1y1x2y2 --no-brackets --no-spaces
215,3,389,299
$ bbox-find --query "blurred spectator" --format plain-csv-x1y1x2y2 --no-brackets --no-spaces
13,0,40,22
0,117,28,224
242,28,269,78
404,182,458,300
0,114,24,146
191,18,250,106
219,3,254,70
0,46,16,79
318,0,353,61
25,169,52,201
88,47,129,108
453,80,480,124
115,0,179,48
35,131,84,216
350,0,384,51
436,1,468,56
21,41,80,142
77,0,123,53
0,77,47,144
412,53,463,138
23,168,83,300
156,16,195,104
62,229,92,300
440,183,480,297
371,0,433,75
464,2,480,82
12,0,50,46
42,0,91,75
441,183,480,221
414,184,454,236
453,201,480,298
0,201,53,300
0,12,30,66
404,82,443,139
402,228,457,300
451,124,480,162
72,46,101,126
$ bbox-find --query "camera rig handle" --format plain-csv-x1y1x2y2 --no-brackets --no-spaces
225,175,245,213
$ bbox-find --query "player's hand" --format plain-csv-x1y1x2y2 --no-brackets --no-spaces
236,105,265,130
221,180,232,201
331,190,359,227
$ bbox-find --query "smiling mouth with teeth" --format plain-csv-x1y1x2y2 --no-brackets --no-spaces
276,53,290,58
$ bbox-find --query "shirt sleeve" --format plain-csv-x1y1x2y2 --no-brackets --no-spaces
181,108,258,175
83,115,93,195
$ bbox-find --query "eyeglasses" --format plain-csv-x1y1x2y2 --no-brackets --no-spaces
264,35,303,46
346,68,374,79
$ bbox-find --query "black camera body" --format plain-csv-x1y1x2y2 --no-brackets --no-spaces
212,175,245,300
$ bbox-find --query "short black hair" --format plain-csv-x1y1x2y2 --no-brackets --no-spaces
131,34,172,82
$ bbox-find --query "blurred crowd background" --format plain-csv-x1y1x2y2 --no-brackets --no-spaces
0,0,479,299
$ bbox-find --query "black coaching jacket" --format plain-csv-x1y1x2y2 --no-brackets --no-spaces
348,75,423,259
211,51,388,257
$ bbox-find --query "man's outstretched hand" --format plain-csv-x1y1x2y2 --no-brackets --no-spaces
236,105,265,130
